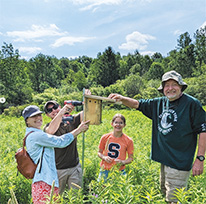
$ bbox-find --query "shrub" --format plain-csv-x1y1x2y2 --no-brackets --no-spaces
3,104,33,117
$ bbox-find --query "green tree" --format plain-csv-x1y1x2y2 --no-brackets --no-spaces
174,32,195,77
123,74,144,98
77,55,93,77
28,54,64,92
140,55,153,76
185,74,206,105
129,63,141,75
125,53,136,69
151,52,163,62
59,57,72,78
147,62,164,80
124,51,142,75
87,58,99,86
69,60,82,72
88,46,120,87
177,32,192,49
166,42,195,78
64,69,75,85
192,62,206,77
177,44,195,77
73,70,88,91
118,60,129,79
77,55,93,69
0,43,33,106
194,26,206,67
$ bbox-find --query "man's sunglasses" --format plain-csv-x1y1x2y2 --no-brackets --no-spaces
47,104,59,113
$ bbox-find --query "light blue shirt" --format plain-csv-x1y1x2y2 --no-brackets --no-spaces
25,127,74,187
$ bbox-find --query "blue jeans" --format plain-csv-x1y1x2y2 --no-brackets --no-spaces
97,169,126,183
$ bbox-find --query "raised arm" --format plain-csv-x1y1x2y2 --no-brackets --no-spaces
108,93,139,109
70,120,90,138
45,104,74,134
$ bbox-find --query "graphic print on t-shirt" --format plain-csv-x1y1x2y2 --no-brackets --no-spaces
158,109,177,135
108,142,120,158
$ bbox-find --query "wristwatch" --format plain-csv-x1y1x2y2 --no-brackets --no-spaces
196,155,205,161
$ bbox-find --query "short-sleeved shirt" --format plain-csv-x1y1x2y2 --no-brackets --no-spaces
44,113,81,169
99,133,134,171
138,93,206,171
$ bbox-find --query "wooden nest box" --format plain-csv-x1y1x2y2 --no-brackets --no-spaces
83,94,121,125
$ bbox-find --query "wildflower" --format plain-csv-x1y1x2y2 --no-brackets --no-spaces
146,195,150,200
92,193,98,198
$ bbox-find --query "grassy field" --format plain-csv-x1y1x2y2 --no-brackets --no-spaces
1,108,206,203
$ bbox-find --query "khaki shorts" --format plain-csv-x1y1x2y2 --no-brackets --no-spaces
160,164,190,203
57,162,82,194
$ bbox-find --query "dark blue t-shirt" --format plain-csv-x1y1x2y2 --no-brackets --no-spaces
138,93,206,171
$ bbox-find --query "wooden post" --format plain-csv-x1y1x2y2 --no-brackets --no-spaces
81,92,122,189
81,88,85,188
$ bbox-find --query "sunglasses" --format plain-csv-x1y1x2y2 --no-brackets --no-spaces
47,104,59,113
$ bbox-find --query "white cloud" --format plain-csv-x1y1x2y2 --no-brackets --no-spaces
20,55,30,60
19,47,42,54
140,51,155,56
174,29,183,36
200,21,206,29
119,31,156,51
42,0,151,11
77,0,122,11
72,0,122,5
71,0,137,11
67,55,79,59
7,24,67,42
51,36,95,47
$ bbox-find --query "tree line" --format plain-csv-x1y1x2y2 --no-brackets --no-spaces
0,26,206,112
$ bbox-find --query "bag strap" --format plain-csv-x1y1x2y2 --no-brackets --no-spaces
38,147,45,173
23,131,34,147
23,131,45,174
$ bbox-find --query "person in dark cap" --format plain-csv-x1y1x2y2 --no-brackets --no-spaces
22,105,89,203
43,89,91,194
108,70,206,204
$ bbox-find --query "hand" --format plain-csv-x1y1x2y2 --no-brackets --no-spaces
78,120,90,133
114,159,125,166
192,159,204,176
61,104,74,116
108,93,123,102
103,156,113,163
85,89,91,95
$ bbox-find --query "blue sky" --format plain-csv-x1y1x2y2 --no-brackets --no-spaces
0,0,206,60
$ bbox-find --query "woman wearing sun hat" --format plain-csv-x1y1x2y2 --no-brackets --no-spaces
22,105,89,204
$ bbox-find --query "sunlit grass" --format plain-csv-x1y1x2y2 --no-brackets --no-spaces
1,108,206,203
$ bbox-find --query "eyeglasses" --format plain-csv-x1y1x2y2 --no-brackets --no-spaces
47,104,59,113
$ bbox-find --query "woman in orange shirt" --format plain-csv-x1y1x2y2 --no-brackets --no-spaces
98,114,134,182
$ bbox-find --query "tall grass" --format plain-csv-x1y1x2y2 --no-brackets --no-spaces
0,109,206,203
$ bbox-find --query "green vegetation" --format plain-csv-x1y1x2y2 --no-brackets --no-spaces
1,109,206,203
0,26,206,203
0,27,206,114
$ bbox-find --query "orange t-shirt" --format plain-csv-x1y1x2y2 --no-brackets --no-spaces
99,133,134,171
